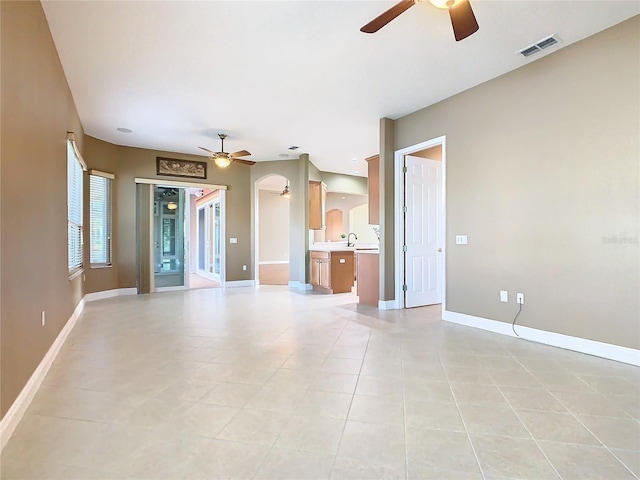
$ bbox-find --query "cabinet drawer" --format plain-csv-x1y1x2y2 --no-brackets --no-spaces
310,251,330,260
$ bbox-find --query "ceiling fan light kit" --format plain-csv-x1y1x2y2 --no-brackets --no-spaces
198,133,255,168
360,0,479,42
214,156,232,168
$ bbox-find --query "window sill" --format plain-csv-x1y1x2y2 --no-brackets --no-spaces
90,264,112,269
68,268,84,281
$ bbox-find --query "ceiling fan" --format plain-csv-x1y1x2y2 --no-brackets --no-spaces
270,182,291,198
198,133,256,168
360,0,479,42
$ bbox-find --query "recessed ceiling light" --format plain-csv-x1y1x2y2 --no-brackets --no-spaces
117,127,132,133
354,170,359,174
351,158,357,162
279,154,290,157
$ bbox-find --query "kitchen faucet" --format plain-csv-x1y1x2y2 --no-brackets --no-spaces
347,232,358,247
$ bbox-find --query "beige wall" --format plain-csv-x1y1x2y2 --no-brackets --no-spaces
258,189,290,263
115,146,252,286
82,136,120,294
321,172,367,195
325,192,368,239
0,0,85,417
393,17,640,348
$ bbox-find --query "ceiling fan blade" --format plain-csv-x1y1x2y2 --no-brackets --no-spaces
230,150,251,158
449,0,479,41
360,0,416,34
233,159,256,166
198,146,215,154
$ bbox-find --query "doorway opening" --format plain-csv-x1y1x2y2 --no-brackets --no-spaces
256,174,290,285
136,179,226,293
394,136,446,309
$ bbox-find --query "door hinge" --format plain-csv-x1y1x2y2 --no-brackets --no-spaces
402,166,408,173
402,205,407,213
402,245,407,252
402,284,408,292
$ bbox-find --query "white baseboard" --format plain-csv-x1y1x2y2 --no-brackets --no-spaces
288,281,313,291
224,280,255,288
0,287,137,452
378,299,396,310
0,297,85,451
83,287,137,302
155,286,188,292
443,310,640,366
258,261,289,265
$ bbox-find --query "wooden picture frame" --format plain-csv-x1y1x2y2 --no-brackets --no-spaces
156,157,207,179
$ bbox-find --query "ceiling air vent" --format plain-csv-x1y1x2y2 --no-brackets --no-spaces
518,34,561,58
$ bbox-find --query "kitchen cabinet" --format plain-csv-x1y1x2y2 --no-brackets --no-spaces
310,250,354,294
309,181,326,230
366,155,379,225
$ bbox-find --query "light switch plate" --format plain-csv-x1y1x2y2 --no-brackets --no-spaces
455,235,468,245
500,291,508,302
229,237,238,244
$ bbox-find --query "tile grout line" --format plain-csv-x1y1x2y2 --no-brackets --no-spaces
512,356,639,480
437,348,487,480
541,387,640,479
327,323,373,480
495,356,563,479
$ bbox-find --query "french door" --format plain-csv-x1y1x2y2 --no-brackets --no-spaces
197,197,222,282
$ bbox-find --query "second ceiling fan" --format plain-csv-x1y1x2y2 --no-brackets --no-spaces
361,0,479,42
199,133,255,168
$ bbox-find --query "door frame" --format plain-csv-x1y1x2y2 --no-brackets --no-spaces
135,177,227,291
393,136,447,310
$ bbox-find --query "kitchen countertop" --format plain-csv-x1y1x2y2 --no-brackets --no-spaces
310,242,379,252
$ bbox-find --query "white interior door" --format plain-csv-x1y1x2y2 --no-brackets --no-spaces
405,155,443,307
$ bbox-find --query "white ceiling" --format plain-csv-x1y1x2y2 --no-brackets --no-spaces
42,1,638,177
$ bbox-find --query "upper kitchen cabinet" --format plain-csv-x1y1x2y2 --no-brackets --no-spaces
309,180,326,230
366,155,379,225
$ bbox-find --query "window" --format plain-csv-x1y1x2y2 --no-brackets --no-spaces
67,133,87,274
89,171,114,266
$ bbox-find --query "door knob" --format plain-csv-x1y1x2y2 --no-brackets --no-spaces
438,248,442,252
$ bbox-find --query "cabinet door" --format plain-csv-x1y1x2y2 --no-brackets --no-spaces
366,155,379,225
319,259,331,288
309,181,322,230
309,181,326,230
310,257,321,286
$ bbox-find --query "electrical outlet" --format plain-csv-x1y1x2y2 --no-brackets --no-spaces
242,265,247,271
517,293,525,305
500,290,509,302
41,311,46,327
455,235,468,245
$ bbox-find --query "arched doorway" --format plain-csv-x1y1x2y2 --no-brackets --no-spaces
256,174,290,285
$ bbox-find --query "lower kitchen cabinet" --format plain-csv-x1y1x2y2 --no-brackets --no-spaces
310,250,354,294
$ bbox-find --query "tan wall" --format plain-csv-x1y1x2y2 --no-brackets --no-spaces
258,189,290,263
115,146,252,287
394,17,640,348
0,0,85,417
325,192,368,239
321,172,367,195
82,136,120,294
413,145,442,161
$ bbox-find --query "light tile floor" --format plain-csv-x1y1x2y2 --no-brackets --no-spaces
1,286,639,479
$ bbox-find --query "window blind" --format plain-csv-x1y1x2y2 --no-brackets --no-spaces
67,141,84,271
89,174,112,265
